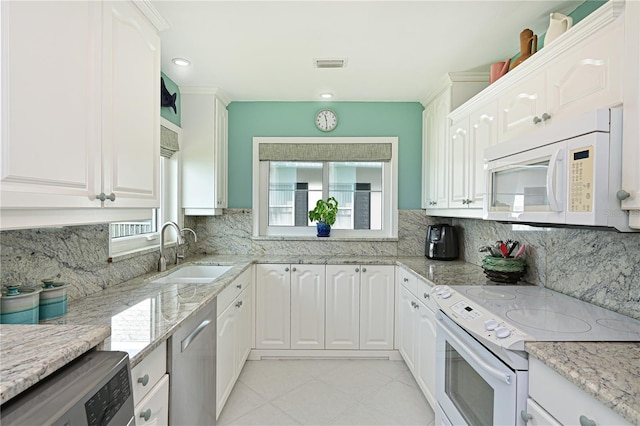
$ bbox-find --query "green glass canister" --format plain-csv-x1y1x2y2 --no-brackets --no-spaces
39,279,69,321
0,285,43,324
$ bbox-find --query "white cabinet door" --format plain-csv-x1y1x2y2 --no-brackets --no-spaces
135,374,169,426
468,102,498,208
449,119,469,209
181,91,228,216
255,264,291,349
416,299,437,409
237,284,253,367
360,265,394,350
434,92,451,208
101,1,160,208
325,265,360,350
0,1,101,210
216,301,237,418
497,73,546,143
546,19,623,124
398,286,416,372
524,398,562,426
422,105,436,209
291,265,325,350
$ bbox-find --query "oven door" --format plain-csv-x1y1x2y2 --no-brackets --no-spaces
436,312,521,426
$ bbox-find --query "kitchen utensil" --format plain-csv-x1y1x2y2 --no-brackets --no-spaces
499,242,510,258
507,241,520,257
514,244,526,258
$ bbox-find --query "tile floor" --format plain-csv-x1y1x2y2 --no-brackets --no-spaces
217,359,435,426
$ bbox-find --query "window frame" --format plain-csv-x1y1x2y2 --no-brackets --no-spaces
109,118,182,257
252,137,398,238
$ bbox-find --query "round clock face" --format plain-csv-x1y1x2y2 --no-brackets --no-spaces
315,109,338,132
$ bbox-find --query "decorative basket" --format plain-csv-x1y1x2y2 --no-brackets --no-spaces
482,256,526,284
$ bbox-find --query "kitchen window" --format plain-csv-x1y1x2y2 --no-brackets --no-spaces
109,120,181,256
253,137,398,238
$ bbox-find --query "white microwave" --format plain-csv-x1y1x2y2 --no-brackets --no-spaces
484,108,636,232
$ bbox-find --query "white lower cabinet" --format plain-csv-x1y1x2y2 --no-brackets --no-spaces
135,375,169,426
397,267,437,409
255,263,395,353
130,341,168,426
216,272,253,419
359,265,395,350
528,357,631,426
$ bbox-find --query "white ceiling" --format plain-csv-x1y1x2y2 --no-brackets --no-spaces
153,0,581,102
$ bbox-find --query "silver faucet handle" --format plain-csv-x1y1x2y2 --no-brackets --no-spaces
181,227,198,242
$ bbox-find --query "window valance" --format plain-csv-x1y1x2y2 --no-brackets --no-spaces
258,143,392,162
160,125,180,158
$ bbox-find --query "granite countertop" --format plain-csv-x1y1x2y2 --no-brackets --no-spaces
2,255,638,423
0,324,110,404
526,342,640,424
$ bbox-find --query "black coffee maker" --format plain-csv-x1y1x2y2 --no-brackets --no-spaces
425,224,459,260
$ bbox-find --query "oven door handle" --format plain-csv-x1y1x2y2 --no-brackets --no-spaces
438,317,512,385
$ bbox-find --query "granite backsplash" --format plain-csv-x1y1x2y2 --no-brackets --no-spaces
1,209,638,319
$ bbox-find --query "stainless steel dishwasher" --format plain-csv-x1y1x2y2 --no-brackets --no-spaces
1,351,134,425
169,300,217,425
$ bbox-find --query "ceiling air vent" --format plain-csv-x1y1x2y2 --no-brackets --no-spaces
314,58,346,69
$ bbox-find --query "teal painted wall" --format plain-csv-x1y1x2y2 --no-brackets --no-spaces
227,102,423,210
161,72,181,126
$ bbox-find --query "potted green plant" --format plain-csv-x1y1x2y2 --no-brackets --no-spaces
308,197,339,237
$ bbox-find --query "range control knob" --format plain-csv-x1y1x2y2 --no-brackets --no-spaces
495,327,511,339
441,290,452,299
484,319,499,331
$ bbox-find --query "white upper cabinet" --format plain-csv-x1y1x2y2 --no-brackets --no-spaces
181,90,229,216
497,72,547,143
0,1,163,229
422,73,489,212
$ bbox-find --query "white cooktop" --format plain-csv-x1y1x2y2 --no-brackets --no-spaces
432,285,640,352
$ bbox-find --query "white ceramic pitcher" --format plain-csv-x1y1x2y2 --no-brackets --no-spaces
544,12,573,47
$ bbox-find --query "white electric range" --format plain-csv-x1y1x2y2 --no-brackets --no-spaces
431,285,640,426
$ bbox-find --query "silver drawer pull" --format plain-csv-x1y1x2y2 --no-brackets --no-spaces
521,410,533,423
424,292,429,299
235,300,243,308
403,277,409,282
579,415,596,426
236,284,242,289
137,374,149,386
285,267,289,272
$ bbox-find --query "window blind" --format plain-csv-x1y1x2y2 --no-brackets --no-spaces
258,143,392,162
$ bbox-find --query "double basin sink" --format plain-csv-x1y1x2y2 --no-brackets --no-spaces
151,265,233,284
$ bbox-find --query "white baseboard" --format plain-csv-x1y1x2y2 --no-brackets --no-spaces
248,349,402,361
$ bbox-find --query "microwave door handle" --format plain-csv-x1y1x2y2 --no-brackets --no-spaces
438,317,512,385
546,149,564,212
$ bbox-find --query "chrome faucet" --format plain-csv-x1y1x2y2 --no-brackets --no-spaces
158,221,186,272
182,227,198,243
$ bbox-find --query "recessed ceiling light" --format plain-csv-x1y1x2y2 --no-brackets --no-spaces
320,93,333,99
172,58,191,67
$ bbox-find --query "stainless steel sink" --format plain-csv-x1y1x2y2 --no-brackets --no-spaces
151,265,232,284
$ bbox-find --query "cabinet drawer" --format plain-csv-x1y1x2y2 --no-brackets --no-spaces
217,268,251,313
529,357,630,426
416,278,436,312
398,267,418,296
131,340,166,406
524,397,561,426
135,374,169,426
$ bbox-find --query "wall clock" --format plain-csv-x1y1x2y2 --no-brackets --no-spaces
315,109,338,132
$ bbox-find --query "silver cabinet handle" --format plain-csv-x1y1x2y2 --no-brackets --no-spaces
462,199,467,205
423,292,429,299
235,300,243,308
96,192,116,202
236,284,242,289
579,415,596,426
181,319,212,352
140,409,152,422
137,374,149,386
355,268,360,272
403,277,409,282
521,410,533,423
285,267,290,272
362,267,367,273
541,112,551,121
466,199,472,204
533,116,542,124
292,267,297,272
